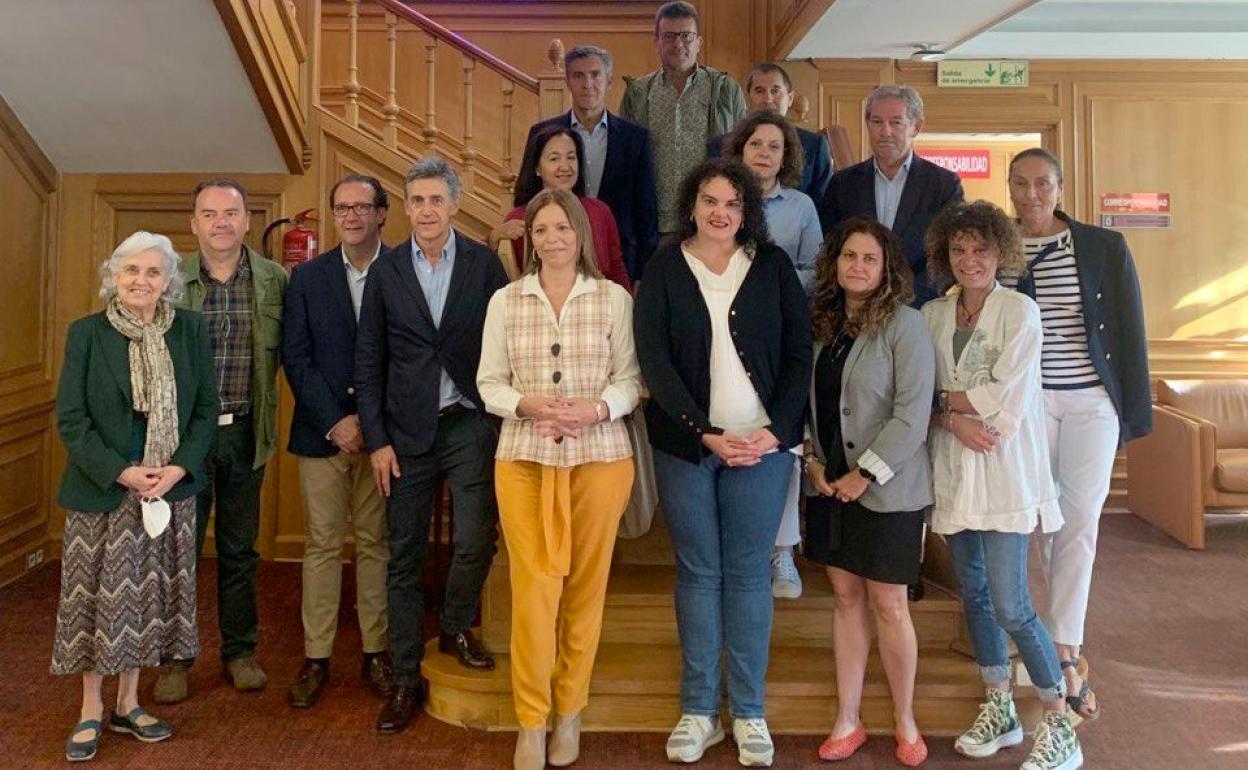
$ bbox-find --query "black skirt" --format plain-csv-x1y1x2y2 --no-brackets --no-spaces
803,494,925,585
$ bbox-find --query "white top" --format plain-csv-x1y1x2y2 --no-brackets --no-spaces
341,242,381,320
683,246,770,435
477,271,640,422
922,283,1061,535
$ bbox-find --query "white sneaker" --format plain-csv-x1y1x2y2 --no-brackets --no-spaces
732,718,774,767
770,550,803,599
666,714,725,763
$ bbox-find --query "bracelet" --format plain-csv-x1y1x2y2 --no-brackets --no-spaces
801,452,820,468
937,389,950,414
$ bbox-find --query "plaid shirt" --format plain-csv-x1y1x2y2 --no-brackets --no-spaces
200,256,254,414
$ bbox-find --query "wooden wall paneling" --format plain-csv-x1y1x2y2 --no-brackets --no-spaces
765,0,833,61
0,95,58,588
1073,81,1248,341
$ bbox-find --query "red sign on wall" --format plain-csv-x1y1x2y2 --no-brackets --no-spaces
1099,193,1171,213
916,149,991,179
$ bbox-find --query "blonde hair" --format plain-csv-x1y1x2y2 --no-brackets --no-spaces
522,189,603,279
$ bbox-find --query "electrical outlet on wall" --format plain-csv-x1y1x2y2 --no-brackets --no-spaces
25,549,44,570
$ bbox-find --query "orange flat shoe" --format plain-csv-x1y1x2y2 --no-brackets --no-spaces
818,722,867,761
894,733,928,767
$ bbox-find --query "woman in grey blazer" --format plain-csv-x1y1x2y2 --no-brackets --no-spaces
802,217,935,766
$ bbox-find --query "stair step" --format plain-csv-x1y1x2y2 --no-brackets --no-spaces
483,562,966,651
422,640,1037,735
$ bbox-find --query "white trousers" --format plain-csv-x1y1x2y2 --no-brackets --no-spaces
775,456,802,548
1034,386,1119,647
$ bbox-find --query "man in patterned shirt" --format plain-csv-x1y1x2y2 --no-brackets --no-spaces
155,178,288,703
619,1,746,238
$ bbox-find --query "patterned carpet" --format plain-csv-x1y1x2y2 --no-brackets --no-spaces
1,513,1246,769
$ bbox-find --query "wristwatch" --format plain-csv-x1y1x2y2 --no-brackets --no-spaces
855,465,877,483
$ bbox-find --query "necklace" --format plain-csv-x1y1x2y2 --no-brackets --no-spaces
957,294,986,327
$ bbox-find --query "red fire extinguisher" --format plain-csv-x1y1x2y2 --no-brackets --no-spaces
262,209,319,272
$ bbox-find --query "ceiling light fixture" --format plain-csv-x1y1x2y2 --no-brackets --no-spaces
911,43,946,62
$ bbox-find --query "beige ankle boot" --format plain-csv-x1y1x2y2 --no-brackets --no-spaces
547,711,582,766
514,727,546,770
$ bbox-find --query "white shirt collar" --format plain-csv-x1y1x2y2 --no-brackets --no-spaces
570,110,609,133
342,241,382,276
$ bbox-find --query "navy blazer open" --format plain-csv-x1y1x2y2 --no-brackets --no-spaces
819,154,964,306
282,245,385,457
526,111,658,280
354,232,509,456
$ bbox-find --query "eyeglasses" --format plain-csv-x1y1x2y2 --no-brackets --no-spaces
658,31,698,44
331,203,378,218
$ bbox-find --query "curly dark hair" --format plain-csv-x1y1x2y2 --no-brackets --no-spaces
925,200,1025,292
674,159,770,248
725,111,804,189
812,216,911,341
512,124,586,207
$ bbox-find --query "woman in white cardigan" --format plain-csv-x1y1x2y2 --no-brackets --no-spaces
922,201,1082,770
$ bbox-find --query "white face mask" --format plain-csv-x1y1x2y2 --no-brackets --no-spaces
141,496,171,538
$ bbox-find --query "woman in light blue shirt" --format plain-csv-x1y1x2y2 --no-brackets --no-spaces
726,110,824,601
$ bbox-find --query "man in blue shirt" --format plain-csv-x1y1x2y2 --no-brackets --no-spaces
354,157,509,734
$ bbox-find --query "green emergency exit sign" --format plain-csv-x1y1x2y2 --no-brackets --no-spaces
937,60,1030,88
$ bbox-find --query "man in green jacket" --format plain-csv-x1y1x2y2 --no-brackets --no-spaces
155,178,288,703
619,1,746,237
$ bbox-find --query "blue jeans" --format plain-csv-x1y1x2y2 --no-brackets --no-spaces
947,529,1066,701
653,449,792,718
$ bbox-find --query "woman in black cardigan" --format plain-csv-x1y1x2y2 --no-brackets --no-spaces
635,159,812,766
1007,148,1151,724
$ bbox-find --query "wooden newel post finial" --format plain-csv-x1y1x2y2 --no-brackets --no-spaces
793,94,810,125
548,38,565,71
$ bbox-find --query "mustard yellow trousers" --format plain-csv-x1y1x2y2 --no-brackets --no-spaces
495,458,634,729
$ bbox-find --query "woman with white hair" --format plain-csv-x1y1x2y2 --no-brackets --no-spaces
53,231,218,762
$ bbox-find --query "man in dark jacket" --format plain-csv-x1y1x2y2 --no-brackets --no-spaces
819,85,964,306
526,45,658,280
355,156,509,735
282,173,395,710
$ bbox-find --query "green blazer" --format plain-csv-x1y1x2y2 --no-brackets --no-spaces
56,309,220,512
178,246,288,469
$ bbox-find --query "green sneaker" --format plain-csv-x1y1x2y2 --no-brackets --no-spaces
1021,710,1083,770
955,688,1025,758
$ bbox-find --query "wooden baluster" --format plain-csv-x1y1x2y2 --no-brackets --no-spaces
382,11,399,148
344,0,360,127
423,37,438,146
460,55,477,191
501,78,516,194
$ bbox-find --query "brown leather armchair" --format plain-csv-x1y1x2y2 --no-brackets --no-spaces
1127,379,1248,548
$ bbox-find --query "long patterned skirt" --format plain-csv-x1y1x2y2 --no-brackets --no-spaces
50,494,199,675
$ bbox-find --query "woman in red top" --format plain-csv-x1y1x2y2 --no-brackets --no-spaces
489,124,631,290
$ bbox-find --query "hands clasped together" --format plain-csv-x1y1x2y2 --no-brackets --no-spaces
517,396,606,441
117,464,187,500
701,428,780,468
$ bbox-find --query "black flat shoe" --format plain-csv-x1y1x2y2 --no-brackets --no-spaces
438,629,496,671
288,658,330,708
65,719,102,762
107,708,172,743
377,683,424,734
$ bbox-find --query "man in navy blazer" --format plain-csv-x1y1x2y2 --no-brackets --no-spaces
282,174,397,710
525,44,658,280
819,85,964,306
707,62,833,202
355,157,509,734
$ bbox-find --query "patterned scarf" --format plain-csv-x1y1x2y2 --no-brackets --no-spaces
105,297,180,467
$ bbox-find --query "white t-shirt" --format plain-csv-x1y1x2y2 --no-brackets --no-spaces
683,246,770,435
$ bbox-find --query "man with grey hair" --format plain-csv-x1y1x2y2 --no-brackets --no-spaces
818,84,964,305
525,44,658,280
355,155,509,734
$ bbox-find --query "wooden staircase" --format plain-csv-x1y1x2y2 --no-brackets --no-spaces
423,511,1041,736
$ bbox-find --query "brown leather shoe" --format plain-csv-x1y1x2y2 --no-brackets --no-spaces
288,659,330,708
224,655,268,692
361,651,396,699
376,683,424,734
438,629,495,671
153,662,191,704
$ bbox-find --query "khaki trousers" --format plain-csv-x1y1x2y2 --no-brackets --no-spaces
496,458,634,729
298,452,389,658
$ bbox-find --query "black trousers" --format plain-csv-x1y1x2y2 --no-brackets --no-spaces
195,417,267,664
387,408,499,687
